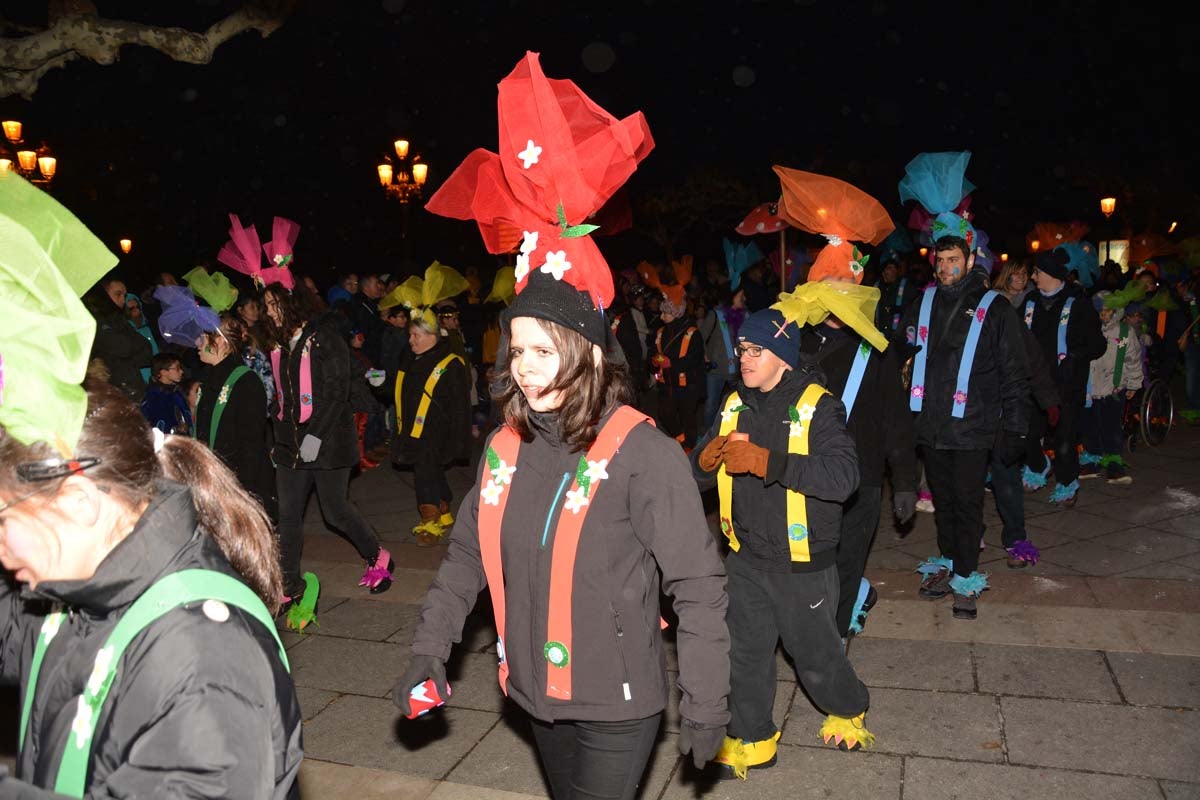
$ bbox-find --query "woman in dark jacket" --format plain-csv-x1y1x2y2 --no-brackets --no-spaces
84,278,152,403
394,271,730,799
0,381,302,798
261,285,393,628
195,315,278,521
392,310,471,546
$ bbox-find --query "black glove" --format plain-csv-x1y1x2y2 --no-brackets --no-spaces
392,654,448,717
677,720,726,768
995,429,1027,467
893,490,917,524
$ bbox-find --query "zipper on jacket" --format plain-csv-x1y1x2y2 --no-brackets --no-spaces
541,472,571,548
610,605,633,701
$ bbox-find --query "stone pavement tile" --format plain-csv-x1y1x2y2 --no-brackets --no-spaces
987,526,1075,551
813,687,1002,762
299,759,437,800
1035,540,1163,576
303,695,499,776
440,652,509,714
983,573,1097,608
1086,575,1200,613
1092,527,1200,560
902,757,1163,800
1106,652,1200,709
288,635,407,696
443,712,548,797
389,540,454,571
864,568,922,602
298,561,436,606
295,686,340,721
1030,606,1144,652
666,671,794,734
300,533,370,563
1149,512,1200,539
1003,697,1200,782
1116,562,1200,581
1121,609,1200,657
973,643,1121,702
845,637,974,692
428,784,543,800
663,745,901,799
854,599,938,642
313,598,421,642
930,601,1040,648
1005,558,1085,578
1181,552,1200,572
1162,781,1200,799
1085,493,1200,526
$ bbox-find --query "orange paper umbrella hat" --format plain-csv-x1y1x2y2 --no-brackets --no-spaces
426,51,653,313
773,166,893,283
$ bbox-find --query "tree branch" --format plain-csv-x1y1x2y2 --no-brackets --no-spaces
0,1,295,99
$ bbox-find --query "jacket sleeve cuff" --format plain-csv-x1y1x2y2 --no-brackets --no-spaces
765,450,790,484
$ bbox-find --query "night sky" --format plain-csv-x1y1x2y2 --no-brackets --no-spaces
2,0,1196,292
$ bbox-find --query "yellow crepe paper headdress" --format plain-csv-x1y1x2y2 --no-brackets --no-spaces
379,260,469,327
484,266,517,306
771,281,889,352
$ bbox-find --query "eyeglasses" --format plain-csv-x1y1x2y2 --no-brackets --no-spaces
735,344,764,358
438,311,459,319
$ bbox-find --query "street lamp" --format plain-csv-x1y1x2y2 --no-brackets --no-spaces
0,120,57,186
1030,240,1040,253
1100,197,1117,264
119,238,132,254
377,137,429,266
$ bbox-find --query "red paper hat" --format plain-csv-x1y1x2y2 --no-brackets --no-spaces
426,51,653,312
736,202,790,235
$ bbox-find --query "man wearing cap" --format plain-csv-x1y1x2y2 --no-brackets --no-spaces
691,308,872,778
1021,248,1106,506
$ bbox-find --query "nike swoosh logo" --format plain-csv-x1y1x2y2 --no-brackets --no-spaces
809,598,824,609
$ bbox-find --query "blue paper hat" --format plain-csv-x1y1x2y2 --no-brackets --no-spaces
723,238,765,291
898,151,975,214
1057,241,1100,289
931,211,977,249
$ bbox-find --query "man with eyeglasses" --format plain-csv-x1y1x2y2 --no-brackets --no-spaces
690,308,871,778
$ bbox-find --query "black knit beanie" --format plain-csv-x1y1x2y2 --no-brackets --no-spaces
500,269,610,348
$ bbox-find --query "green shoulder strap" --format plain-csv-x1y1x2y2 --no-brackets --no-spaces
207,366,252,448
22,569,288,797
1113,322,1129,389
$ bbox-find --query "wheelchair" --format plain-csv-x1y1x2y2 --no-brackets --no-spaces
1123,377,1174,450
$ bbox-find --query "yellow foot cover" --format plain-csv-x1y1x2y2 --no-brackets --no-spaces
820,712,874,751
714,731,781,780
412,518,445,537
437,512,455,527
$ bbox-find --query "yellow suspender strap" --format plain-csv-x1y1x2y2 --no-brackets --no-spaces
715,383,830,562
399,353,464,438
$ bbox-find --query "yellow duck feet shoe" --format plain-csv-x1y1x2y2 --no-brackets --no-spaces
714,731,781,780
412,503,445,546
437,499,455,528
820,712,875,751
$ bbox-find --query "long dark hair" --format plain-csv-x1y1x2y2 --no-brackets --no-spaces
260,284,313,350
494,318,633,451
0,380,282,612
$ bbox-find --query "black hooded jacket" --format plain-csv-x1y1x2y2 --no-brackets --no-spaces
1024,283,1107,404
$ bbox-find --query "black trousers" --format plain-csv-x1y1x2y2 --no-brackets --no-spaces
922,447,989,578
1027,398,1083,485
987,450,1027,548
530,713,662,800
413,460,452,507
276,465,380,594
1082,395,1125,456
655,385,700,447
835,486,883,637
726,553,869,741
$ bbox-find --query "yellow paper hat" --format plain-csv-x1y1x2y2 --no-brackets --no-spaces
771,281,889,352
379,260,469,327
485,266,517,305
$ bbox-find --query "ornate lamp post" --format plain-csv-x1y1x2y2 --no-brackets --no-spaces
1100,196,1116,264
0,119,57,187
377,138,428,266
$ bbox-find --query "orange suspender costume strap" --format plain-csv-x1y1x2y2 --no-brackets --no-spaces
476,405,651,700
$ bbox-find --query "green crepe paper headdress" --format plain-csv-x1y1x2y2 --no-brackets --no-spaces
0,172,118,454
1143,288,1180,312
182,266,239,313
1102,282,1146,310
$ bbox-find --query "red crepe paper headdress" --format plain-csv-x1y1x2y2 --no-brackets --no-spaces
216,214,298,290
773,167,893,284
425,51,654,313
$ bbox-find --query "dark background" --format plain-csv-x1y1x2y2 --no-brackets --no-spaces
2,0,1196,291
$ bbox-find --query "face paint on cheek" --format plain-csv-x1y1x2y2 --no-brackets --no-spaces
952,267,961,276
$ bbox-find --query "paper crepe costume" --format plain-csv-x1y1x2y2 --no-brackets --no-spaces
724,238,765,291
217,214,299,291
897,151,977,250
183,266,239,313
153,285,221,348
379,260,469,327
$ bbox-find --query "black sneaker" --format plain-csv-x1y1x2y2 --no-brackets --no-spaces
919,568,952,599
952,593,977,620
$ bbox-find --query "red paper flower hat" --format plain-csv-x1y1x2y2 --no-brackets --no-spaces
425,52,654,313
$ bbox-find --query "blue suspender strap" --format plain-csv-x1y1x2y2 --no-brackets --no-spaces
1057,296,1074,362
909,287,936,412
951,290,1000,419
1024,299,1035,329
716,308,735,375
841,340,871,422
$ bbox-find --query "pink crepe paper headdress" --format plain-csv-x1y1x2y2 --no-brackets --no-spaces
217,214,298,290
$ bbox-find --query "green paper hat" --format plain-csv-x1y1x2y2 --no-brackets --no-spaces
183,266,239,312
0,172,118,454
1143,288,1180,312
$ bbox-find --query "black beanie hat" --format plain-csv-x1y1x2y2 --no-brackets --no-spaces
500,268,610,348
1034,248,1071,281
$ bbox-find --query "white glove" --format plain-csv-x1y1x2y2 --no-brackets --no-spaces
365,369,386,388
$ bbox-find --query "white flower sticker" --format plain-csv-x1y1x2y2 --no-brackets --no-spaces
788,421,805,438
520,230,539,254
540,251,572,281
71,696,92,748
720,407,738,423
41,612,64,641
480,480,504,506
490,459,516,485
515,253,531,282
564,486,590,514
584,458,609,482
86,646,114,697
796,403,816,422
517,139,542,169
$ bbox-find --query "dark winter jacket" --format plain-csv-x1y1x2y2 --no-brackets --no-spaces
140,382,192,435
1021,324,1061,412
1024,283,1107,403
411,409,730,727
195,353,278,519
698,308,738,379
379,325,411,399
650,317,706,394
875,276,914,333
89,301,153,403
270,312,359,470
800,323,917,491
896,266,1031,450
611,310,647,384
391,339,471,466
690,366,860,573
0,482,302,798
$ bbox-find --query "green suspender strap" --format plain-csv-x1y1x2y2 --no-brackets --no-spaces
395,353,465,439
207,366,251,448
1113,322,1129,389
716,382,830,562
20,569,288,798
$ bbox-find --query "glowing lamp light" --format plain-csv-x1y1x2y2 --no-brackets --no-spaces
394,139,409,159
412,162,428,186
37,155,56,179
1168,221,1177,234
1030,240,1041,252
16,150,36,172
918,247,928,258
1000,253,1009,263
1,120,21,142
377,163,393,186
0,159,11,173
1100,197,1116,218
119,238,132,254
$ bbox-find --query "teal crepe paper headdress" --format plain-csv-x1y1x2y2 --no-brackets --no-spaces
723,238,764,291
1056,241,1100,289
0,172,118,454
898,151,975,214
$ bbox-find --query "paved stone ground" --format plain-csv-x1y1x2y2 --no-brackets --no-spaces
5,424,1200,798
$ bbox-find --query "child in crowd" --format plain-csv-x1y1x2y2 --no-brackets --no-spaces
1082,291,1144,484
140,352,192,434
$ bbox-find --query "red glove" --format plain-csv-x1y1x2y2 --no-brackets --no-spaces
1046,405,1060,427
722,440,770,478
